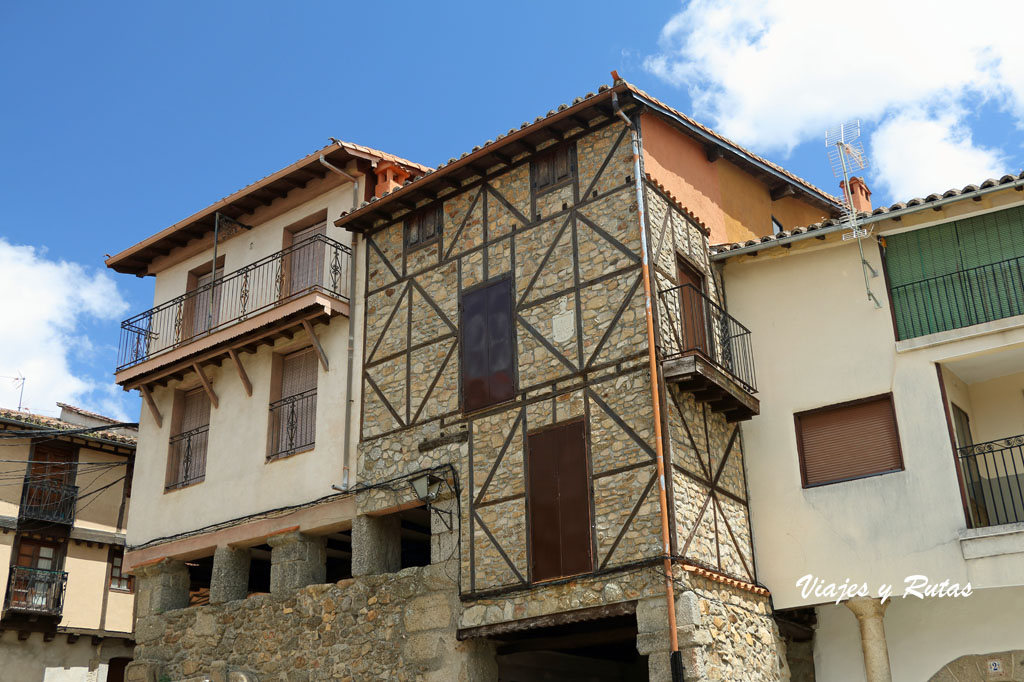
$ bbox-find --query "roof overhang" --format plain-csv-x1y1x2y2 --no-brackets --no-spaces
334,80,841,233
106,142,430,277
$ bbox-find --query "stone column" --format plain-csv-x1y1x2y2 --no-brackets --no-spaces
209,545,251,604
636,592,709,681
134,558,190,617
351,513,401,576
268,530,326,593
845,597,892,682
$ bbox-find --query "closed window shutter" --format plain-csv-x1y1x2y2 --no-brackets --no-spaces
289,222,326,293
797,396,902,487
527,420,593,582
180,389,211,432
461,279,515,412
282,347,318,398
276,347,318,455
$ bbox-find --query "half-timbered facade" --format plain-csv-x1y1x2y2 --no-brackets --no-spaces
341,78,838,681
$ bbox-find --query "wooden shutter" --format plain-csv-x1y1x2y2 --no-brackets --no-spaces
796,395,903,487
289,222,326,294
180,388,211,433
461,279,515,413
281,347,318,398
527,420,593,582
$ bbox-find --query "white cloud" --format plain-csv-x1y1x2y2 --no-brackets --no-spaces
644,0,1024,200
0,239,131,420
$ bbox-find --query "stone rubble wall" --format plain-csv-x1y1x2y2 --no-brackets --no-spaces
128,562,496,682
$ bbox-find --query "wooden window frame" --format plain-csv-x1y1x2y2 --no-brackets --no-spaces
182,256,225,340
459,276,518,414
165,386,211,492
794,393,905,488
530,143,577,197
108,547,134,593
404,204,443,252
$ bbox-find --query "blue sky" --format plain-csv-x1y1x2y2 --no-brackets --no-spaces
1,1,1021,419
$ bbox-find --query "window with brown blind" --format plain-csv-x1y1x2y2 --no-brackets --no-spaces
531,144,575,195
460,278,515,413
405,205,443,250
167,388,211,490
795,394,904,488
269,347,318,460
527,420,593,582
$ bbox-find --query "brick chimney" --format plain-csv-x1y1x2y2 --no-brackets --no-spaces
374,161,411,198
840,176,872,213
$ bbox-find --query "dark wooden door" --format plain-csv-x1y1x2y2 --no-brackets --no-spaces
676,257,708,355
527,420,593,582
10,539,61,610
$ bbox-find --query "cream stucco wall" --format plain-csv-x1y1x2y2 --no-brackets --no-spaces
0,631,133,682
813,586,1024,682
61,542,110,630
722,230,1024,609
74,447,129,534
0,442,30,520
127,180,364,548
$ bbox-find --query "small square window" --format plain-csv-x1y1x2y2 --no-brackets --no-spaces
532,145,575,195
405,205,443,250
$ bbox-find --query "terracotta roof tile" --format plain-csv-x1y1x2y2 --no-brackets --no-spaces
711,170,1024,256
0,407,137,446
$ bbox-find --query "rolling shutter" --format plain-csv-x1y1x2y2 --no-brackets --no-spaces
461,279,515,413
796,395,903,487
527,420,593,582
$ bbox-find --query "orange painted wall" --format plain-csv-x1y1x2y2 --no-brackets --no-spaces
640,112,830,244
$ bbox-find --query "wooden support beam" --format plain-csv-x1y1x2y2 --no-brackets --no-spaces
191,363,219,409
139,385,162,428
228,348,252,397
302,320,329,372
770,184,796,201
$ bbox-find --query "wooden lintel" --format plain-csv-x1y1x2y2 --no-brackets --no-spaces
228,349,252,397
301,320,329,372
139,385,163,428
191,363,219,409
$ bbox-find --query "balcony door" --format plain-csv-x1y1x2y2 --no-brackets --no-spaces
185,265,224,339
23,442,76,524
285,222,326,297
9,539,62,611
676,257,708,355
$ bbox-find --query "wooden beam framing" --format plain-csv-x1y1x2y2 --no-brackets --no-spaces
302,320,329,372
228,348,252,397
191,363,219,409
139,385,162,428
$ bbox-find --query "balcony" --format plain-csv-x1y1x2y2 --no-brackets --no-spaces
958,435,1024,528
5,566,67,617
116,235,351,382
268,388,317,461
658,284,758,422
19,481,77,526
166,425,209,491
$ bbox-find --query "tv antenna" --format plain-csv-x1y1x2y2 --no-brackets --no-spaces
2,374,26,411
825,121,881,308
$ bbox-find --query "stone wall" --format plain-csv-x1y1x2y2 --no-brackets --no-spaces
129,562,495,682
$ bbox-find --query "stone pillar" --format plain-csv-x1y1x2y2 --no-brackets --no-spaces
268,530,326,593
209,545,251,604
133,558,190,617
351,513,401,576
845,597,892,682
636,592,709,681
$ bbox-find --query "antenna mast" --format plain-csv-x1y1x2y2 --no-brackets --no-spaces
825,121,881,308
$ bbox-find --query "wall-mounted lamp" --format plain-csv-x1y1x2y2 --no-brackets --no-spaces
409,473,443,503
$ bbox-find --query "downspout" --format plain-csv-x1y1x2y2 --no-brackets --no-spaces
319,154,362,491
612,92,682,677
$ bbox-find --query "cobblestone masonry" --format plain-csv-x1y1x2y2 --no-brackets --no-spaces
128,562,497,682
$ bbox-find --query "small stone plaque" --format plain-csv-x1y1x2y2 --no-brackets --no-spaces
552,297,575,343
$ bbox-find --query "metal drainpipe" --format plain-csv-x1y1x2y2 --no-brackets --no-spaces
612,92,682,677
318,154,362,490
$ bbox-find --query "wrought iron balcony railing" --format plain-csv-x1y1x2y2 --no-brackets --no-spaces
268,388,317,461
890,255,1024,340
19,480,77,526
166,425,209,491
5,566,68,616
658,284,757,393
959,434,1024,528
117,234,351,371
